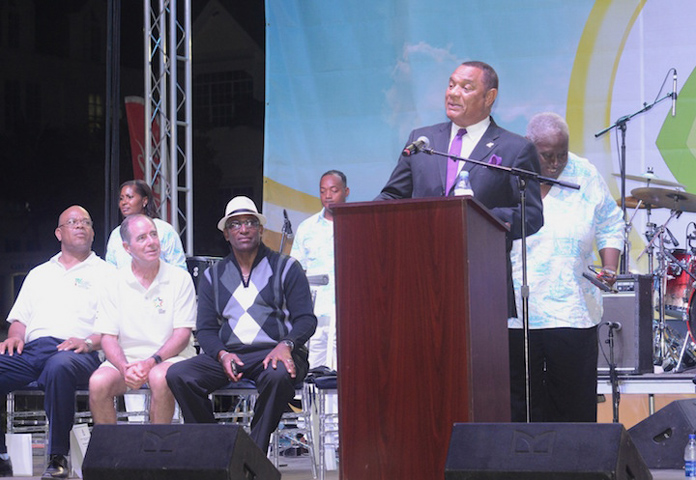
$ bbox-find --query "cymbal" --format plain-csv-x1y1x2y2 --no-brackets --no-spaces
613,172,685,189
618,196,648,209
631,187,696,212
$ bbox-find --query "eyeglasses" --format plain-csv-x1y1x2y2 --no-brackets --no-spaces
539,151,568,163
226,218,260,231
58,218,93,229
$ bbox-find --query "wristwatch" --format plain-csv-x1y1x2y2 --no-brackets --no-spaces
281,339,295,351
151,354,163,364
84,338,94,352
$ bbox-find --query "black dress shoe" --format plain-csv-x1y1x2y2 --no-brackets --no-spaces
0,456,12,477
41,454,68,479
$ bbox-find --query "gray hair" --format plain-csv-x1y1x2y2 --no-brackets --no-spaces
120,214,155,245
526,112,569,144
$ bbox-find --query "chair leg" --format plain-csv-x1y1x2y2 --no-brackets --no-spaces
272,429,279,468
6,390,50,466
318,389,325,480
316,388,339,480
270,388,317,478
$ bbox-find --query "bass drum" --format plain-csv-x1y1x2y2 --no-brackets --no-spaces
186,256,222,293
665,249,696,318
661,317,696,371
688,290,696,341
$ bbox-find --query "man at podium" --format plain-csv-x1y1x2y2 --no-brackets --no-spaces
375,60,543,318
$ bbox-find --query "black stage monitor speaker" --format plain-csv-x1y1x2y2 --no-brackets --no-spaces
82,424,280,480
598,274,653,374
445,423,652,479
629,398,696,469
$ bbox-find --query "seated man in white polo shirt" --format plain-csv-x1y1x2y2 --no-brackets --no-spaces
0,205,111,479
88,214,196,424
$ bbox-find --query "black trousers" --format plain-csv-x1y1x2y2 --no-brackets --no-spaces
0,337,100,455
166,348,308,453
509,325,598,423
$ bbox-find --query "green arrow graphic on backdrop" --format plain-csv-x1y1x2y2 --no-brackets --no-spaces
656,67,696,193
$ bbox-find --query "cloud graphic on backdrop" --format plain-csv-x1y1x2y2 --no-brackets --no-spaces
384,41,560,137
497,101,560,129
385,41,459,139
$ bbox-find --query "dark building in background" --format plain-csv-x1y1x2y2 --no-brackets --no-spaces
0,0,265,323
190,0,265,255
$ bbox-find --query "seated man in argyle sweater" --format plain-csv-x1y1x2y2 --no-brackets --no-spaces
166,196,317,452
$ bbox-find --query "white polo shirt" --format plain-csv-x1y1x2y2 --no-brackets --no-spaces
95,259,197,362
7,252,113,343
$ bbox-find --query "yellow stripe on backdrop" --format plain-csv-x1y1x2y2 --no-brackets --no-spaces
567,0,647,272
263,176,322,253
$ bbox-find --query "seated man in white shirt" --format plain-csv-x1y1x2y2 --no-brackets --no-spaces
88,214,197,424
0,205,111,479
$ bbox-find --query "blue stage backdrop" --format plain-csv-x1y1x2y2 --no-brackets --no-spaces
264,0,696,270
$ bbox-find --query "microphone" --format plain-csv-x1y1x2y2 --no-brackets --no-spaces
672,69,678,117
666,227,679,247
282,209,293,239
606,321,622,331
581,271,615,292
402,136,430,157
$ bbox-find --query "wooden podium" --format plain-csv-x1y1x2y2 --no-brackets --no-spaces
333,197,511,480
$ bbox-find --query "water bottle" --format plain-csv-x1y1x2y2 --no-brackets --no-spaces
686,433,696,479
453,170,474,196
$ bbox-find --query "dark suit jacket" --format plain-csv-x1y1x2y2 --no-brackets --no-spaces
376,118,544,317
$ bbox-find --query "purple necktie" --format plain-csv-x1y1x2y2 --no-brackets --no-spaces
445,128,467,195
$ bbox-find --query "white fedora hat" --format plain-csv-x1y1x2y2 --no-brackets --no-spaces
216,196,267,232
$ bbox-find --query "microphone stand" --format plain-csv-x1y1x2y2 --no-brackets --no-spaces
594,89,674,275
638,210,682,367
607,323,621,423
279,209,293,253
422,146,579,422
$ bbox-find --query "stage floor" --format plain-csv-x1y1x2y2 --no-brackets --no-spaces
18,370,696,479
17,457,685,480
25,451,337,479
598,371,696,395
16,462,684,480
653,472,692,479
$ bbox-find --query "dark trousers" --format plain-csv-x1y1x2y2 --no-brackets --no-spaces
509,326,598,423
166,348,309,453
0,337,101,455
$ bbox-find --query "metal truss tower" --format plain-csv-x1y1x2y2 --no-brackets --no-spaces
144,0,193,254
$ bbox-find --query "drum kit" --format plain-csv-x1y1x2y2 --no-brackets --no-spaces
613,170,696,372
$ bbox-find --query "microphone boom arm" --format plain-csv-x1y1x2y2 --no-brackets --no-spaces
422,148,580,191
593,69,674,274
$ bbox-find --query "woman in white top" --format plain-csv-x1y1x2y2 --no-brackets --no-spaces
105,180,187,270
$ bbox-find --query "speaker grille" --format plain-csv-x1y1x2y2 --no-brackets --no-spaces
598,274,653,374
629,399,696,469
82,424,280,480
445,423,651,480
